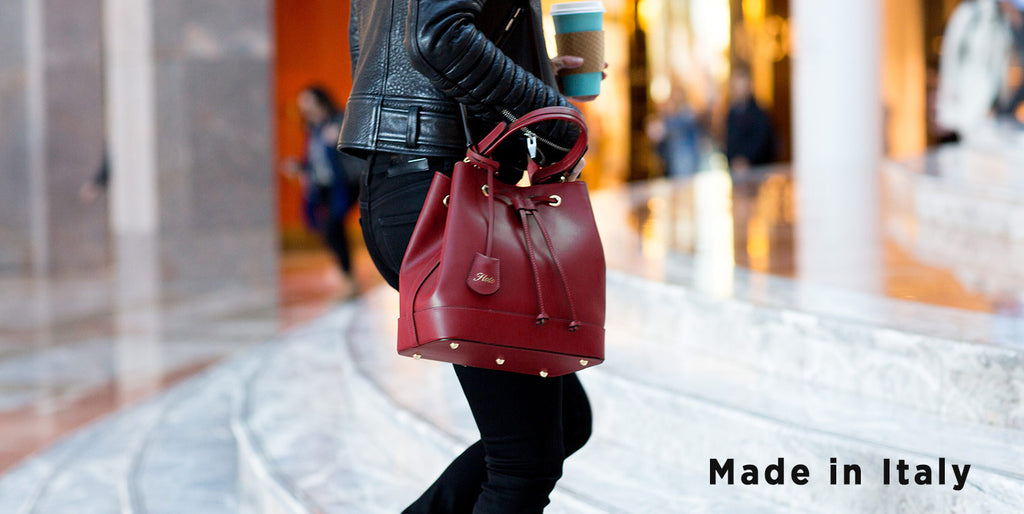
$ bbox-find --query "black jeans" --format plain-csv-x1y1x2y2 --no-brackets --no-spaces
357,152,593,513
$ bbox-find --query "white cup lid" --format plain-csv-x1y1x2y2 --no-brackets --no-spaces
550,1,606,15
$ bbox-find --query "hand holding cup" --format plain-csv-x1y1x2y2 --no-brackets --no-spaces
551,56,608,102
550,1,606,100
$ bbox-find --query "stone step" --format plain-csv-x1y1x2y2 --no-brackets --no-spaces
882,158,1024,298
580,369,1024,512
0,353,259,514
605,269,1024,430
331,284,1024,512
0,400,162,514
129,359,254,514
237,302,796,513
888,143,1024,203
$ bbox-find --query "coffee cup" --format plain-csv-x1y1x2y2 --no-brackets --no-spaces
550,1,606,98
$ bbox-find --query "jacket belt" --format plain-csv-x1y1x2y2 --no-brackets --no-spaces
339,96,466,157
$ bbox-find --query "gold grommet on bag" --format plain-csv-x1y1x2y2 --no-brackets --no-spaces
413,353,422,360
495,358,505,365
443,195,450,207
481,184,490,197
549,195,562,207
579,359,589,366
449,342,460,350
539,370,549,378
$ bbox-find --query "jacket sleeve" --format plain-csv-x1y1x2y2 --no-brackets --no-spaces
349,6,360,79
405,0,580,157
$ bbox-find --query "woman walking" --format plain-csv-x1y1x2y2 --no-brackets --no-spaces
285,86,359,288
338,0,596,511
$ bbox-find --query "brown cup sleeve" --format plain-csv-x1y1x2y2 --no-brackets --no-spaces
554,31,605,75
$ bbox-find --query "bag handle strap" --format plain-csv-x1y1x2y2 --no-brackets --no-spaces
467,106,587,183
459,104,474,149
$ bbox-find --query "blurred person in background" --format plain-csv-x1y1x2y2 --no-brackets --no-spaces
648,87,705,178
78,152,109,204
283,86,359,294
725,67,776,176
937,0,1013,135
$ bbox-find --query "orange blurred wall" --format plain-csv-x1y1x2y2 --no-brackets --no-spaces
275,0,353,244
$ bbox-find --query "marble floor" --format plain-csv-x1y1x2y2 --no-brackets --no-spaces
1,145,1023,512
0,246,378,474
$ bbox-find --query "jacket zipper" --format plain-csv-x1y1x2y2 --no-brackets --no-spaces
501,109,571,153
493,7,523,49
492,6,572,154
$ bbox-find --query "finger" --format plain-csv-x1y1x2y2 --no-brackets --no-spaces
570,158,586,181
561,55,585,67
553,55,584,73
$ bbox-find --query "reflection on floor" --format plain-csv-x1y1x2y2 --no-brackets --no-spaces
0,244,375,474
1,147,1023,512
618,163,1022,318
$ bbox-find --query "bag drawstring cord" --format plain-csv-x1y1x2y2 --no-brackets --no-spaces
530,204,580,331
512,196,580,331
518,208,550,325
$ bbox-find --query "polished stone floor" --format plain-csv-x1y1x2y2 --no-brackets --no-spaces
1,145,1023,512
0,249,373,474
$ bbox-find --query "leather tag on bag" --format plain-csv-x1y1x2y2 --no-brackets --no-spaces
467,253,500,295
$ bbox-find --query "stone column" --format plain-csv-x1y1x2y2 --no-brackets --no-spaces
0,0,108,275
151,0,276,298
102,0,160,398
103,0,276,298
0,0,36,273
102,0,275,395
104,0,158,236
42,0,108,273
790,0,884,291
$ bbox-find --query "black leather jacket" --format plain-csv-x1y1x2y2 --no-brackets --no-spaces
338,0,579,162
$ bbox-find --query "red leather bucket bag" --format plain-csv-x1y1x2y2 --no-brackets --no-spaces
397,106,605,377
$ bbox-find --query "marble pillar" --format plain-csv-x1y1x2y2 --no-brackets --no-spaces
104,0,276,299
1,0,274,288
101,0,276,394
791,0,884,292
0,0,34,273
42,0,108,273
0,0,108,275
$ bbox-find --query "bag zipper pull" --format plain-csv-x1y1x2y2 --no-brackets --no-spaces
527,133,538,160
